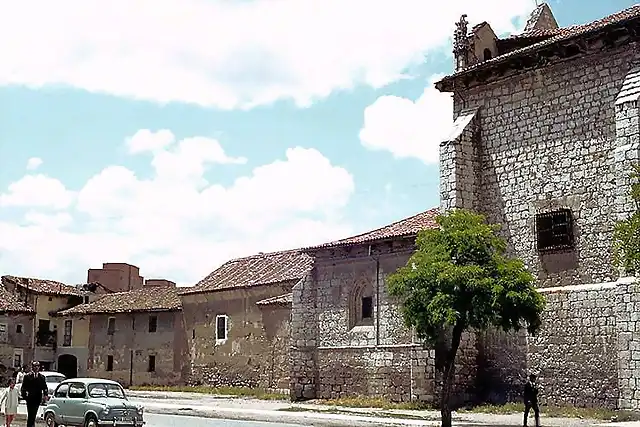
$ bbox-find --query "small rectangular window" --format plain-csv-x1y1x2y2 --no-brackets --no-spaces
15,324,22,334
63,320,72,347
0,324,7,344
106,355,113,372
148,355,156,372
84,296,90,304
107,317,115,335
148,315,158,333
216,316,227,341
536,209,575,252
361,296,373,319
13,349,22,368
192,329,195,339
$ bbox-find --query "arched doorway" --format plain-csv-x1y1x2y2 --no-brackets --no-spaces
57,354,78,379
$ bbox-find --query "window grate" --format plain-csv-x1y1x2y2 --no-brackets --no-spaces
535,209,575,252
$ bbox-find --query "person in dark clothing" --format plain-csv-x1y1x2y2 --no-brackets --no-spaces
523,373,540,427
21,361,48,427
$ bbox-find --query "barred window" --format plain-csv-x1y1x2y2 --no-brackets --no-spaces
535,209,574,252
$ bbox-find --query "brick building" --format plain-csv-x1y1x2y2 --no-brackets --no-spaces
57,282,188,386
181,250,312,390
87,263,145,293
436,2,640,409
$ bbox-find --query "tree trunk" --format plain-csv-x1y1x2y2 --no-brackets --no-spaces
440,322,464,427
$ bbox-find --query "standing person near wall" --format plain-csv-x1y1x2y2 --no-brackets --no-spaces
523,373,540,427
20,362,48,427
0,378,19,427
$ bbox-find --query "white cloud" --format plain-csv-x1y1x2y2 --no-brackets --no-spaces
0,0,535,109
0,174,75,210
26,157,43,170
0,130,354,284
359,74,454,164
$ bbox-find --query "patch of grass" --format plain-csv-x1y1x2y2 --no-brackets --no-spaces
459,403,640,421
129,385,287,400
313,396,433,410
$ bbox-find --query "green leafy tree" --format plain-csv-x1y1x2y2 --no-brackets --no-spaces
387,209,545,427
613,163,640,275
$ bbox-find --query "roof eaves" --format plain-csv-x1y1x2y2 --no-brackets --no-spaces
256,293,293,306
179,278,303,296
58,307,181,316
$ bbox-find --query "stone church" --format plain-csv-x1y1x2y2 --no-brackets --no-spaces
290,2,640,410
436,2,640,410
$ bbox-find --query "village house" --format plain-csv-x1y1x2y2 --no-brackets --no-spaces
0,275,99,376
0,286,34,383
180,250,313,390
436,2,640,410
56,282,187,386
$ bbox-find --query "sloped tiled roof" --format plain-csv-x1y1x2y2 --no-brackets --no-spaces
0,287,34,314
57,286,181,316
305,208,439,250
256,293,293,306
2,275,83,297
439,4,640,84
180,250,313,295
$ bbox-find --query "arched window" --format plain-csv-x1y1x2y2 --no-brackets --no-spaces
349,276,374,328
483,48,492,61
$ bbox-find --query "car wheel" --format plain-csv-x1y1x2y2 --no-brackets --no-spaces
84,414,98,427
44,412,58,427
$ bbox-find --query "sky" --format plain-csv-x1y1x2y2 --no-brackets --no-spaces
0,0,636,286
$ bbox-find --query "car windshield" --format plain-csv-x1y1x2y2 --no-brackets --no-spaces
46,375,65,384
87,383,126,399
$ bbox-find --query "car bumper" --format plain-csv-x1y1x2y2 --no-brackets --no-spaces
97,419,145,426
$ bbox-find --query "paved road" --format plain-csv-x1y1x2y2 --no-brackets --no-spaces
144,413,311,427
19,403,345,427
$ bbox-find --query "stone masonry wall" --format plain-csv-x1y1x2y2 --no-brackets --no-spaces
291,239,478,405
87,312,185,386
0,314,33,385
475,327,527,404
443,44,640,289
615,278,640,409
182,283,294,390
528,284,618,409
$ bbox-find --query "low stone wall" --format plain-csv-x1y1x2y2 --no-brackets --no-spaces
315,331,477,406
189,363,261,388
528,283,619,409
316,345,435,403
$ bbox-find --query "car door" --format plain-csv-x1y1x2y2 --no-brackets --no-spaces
66,382,87,426
52,383,70,425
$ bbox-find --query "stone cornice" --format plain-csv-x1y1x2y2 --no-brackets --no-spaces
436,17,640,93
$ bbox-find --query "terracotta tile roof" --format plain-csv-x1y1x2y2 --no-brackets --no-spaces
256,293,293,306
440,4,640,83
1,275,84,297
56,286,181,315
306,208,439,250
180,250,313,295
0,287,34,313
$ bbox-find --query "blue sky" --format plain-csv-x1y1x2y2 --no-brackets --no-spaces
0,0,635,285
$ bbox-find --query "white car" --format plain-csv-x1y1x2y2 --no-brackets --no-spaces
17,371,66,403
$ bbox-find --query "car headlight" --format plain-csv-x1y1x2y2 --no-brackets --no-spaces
136,406,144,415
102,406,110,415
